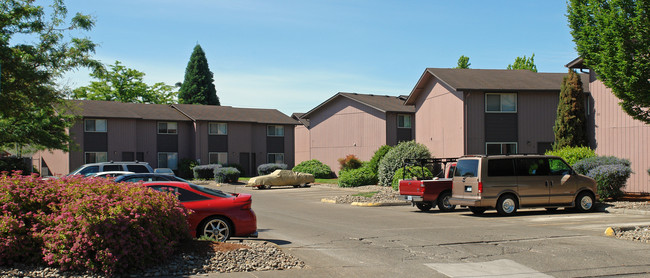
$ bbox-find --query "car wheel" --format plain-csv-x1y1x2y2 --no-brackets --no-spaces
496,195,518,216
575,192,595,212
415,202,434,211
293,185,300,188
469,206,486,215
437,191,456,212
303,183,311,188
199,216,232,242
257,185,269,189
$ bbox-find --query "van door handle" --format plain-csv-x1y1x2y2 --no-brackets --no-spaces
545,181,548,187
549,181,553,187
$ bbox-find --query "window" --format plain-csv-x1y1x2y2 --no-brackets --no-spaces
209,122,228,135
398,114,412,128
486,143,517,155
549,158,572,176
158,122,178,134
158,152,178,170
516,158,550,176
486,93,517,112
267,153,284,164
149,186,209,202
267,125,284,137
84,119,107,132
454,159,479,177
126,165,151,173
209,152,228,165
85,152,107,164
103,165,121,172
488,159,516,176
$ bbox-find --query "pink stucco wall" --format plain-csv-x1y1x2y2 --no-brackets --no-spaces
294,124,310,165
590,72,650,193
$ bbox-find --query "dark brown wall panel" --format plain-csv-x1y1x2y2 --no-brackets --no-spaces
208,135,228,152
157,134,178,152
84,133,108,152
267,136,284,153
485,113,518,142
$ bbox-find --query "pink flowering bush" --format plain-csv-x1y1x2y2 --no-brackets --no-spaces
0,172,191,275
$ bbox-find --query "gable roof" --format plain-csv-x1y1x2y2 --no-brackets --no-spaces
65,100,191,121
172,103,299,125
405,68,590,105
301,92,415,119
291,113,310,127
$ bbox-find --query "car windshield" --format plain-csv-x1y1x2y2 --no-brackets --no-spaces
188,183,232,198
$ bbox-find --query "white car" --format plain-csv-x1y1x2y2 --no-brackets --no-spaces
87,171,135,178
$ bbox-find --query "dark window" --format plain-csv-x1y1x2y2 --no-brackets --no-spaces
78,166,99,176
488,159,516,176
103,165,122,172
149,186,209,202
454,160,479,177
549,158,572,176
516,158,550,176
127,165,150,173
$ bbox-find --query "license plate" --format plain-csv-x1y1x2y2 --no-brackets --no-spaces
407,196,413,201
465,186,472,192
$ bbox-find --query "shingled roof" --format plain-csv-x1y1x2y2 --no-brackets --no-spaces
65,100,191,121
406,68,590,105
301,92,414,119
172,104,299,125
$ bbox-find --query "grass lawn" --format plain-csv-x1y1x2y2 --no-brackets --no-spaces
352,191,379,198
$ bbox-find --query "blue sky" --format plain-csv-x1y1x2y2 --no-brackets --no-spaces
59,0,578,115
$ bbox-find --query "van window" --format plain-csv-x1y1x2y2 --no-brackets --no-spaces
549,158,572,175
103,165,122,172
127,165,151,173
488,159,515,176
454,160,479,177
516,158,550,176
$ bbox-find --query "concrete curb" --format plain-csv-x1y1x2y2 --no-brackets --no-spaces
320,198,337,204
596,203,650,216
320,198,409,207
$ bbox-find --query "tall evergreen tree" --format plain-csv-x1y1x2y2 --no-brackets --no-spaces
455,55,471,69
553,69,588,149
178,44,220,105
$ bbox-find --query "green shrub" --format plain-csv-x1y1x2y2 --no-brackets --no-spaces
338,167,377,187
257,163,287,175
588,164,632,200
378,141,431,187
573,156,631,175
223,163,244,175
178,158,199,179
0,173,190,275
545,146,596,166
367,145,392,175
0,157,32,175
337,154,363,171
292,160,333,179
215,167,240,183
391,166,434,191
193,164,221,180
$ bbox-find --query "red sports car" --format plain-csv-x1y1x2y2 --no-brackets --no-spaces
145,181,257,242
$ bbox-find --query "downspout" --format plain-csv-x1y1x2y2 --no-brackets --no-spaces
170,105,198,162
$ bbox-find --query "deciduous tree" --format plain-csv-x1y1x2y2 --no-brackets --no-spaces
507,53,537,72
0,0,100,152
455,55,471,69
71,61,178,104
178,44,220,105
567,0,650,123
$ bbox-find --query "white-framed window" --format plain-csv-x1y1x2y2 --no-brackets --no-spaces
85,152,108,163
84,119,107,132
267,125,284,137
486,142,517,155
209,152,228,165
485,93,517,113
208,122,227,135
397,114,412,128
158,122,178,134
267,153,284,164
158,152,178,170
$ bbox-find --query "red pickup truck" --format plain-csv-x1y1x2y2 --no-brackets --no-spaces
398,158,457,212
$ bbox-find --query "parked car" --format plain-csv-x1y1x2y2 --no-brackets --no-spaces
115,173,190,183
69,161,153,176
247,170,315,189
87,171,134,178
398,158,457,212
145,181,257,242
154,168,175,175
449,155,598,216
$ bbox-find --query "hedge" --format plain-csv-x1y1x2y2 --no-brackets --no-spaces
367,145,392,176
292,160,333,179
573,156,632,200
377,141,431,187
257,163,287,176
215,167,240,183
573,156,631,175
0,172,190,275
545,146,596,166
338,167,377,188
193,164,221,180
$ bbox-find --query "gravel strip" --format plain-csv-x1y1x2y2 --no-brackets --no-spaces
611,226,650,243
0,241,304,278
324,185,404,204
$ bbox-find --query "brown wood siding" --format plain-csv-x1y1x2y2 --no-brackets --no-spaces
413,78,465,158
518,91,558,154
465,92,485,155
106,118,136,161
283,125,295,168
294,124,310,165
136,121,157,165
485,113,518,142
208,135,228,152
308,97,387,174
590,72,650,193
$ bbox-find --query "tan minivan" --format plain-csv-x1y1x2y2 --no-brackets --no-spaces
449,155,598,216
